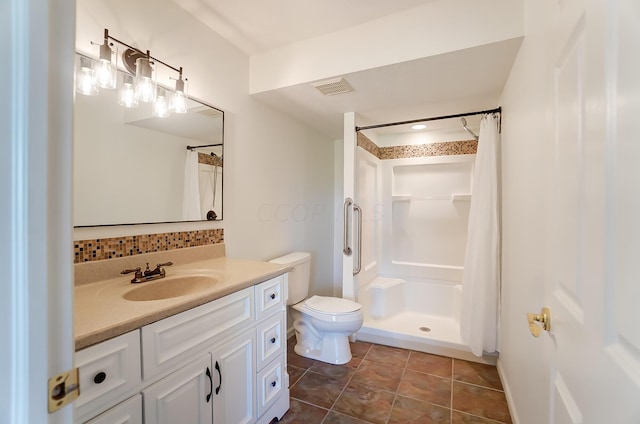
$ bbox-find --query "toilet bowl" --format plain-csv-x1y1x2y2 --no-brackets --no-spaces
291,296,363,364
269,252,364,365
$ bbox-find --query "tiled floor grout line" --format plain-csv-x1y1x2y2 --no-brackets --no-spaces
382,352,410,424
321,368,356,423
319,342,376,424
451,407,508,424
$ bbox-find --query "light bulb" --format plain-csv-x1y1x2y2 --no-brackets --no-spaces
135,57,156,103
118,74,138,108
153,88,170,118
76,56,98,96
96,41,116,89
170,75,188,113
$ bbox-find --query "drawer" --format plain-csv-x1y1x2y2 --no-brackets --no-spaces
256,354,286,417
75,331,141,422
141,287,253,380
84,394,142,424
256,311,285,370
255,274,287,320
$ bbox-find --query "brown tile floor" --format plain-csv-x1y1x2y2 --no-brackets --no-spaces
280,338,512,424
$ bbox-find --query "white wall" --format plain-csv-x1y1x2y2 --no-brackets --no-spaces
498,0,555,422
74,0,336,293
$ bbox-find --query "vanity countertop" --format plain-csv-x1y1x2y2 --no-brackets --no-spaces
75,256,290,351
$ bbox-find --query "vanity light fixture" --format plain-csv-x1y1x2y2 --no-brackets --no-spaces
77,28,188,117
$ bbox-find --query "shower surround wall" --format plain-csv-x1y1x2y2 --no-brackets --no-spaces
354,133,492,363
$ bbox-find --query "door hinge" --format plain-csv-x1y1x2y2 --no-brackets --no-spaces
48,368,80,413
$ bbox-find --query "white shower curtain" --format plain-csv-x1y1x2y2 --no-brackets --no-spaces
461,113,501,357
182,150,202,220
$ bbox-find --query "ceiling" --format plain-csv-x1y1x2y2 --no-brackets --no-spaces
174,0,522,140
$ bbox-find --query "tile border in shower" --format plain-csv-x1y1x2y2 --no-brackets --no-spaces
357,132,477,159
74,228,224,263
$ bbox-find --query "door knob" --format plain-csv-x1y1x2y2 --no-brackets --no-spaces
527,307,551,337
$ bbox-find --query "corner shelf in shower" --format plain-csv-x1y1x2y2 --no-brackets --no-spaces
391,194,472,203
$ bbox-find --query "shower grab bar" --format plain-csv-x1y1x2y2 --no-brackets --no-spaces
353,203,362,275
343,198,353,256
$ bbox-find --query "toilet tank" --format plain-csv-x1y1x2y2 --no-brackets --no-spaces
269,252,311,305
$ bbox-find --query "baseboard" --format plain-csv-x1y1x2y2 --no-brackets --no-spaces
497,358,520,424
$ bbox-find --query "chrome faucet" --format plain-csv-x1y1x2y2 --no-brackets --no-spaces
121,262,173,284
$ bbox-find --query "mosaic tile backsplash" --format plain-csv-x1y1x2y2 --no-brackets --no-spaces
357,133,477,159
74,229,224,263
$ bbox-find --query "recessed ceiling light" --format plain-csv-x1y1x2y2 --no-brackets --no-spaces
411,124,427,130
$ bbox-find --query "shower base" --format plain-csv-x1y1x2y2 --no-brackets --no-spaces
356,276,496,365
357,312,496,365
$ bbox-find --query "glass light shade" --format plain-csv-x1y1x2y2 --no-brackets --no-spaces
76,57,98,96
170,76,188,113
153,88,170,118
95,42,116,89
118,74,138,108
134,57,156,103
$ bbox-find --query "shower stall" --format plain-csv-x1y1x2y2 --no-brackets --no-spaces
342,110,498,364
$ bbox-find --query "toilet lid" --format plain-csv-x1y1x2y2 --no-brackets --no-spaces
304,295,361,314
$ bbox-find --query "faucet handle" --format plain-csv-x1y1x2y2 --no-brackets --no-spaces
121,267,142,276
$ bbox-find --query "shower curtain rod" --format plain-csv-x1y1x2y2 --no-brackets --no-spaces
355,107,501,132
186,143,223,150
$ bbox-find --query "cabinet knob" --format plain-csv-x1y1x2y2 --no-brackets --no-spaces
270,293,276,300
93,372,107,384
271,381,276,387
270,337,276,344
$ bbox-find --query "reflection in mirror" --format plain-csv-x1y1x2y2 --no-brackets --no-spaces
73,54,223,227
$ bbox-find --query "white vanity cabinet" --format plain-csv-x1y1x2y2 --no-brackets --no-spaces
75,273,289,424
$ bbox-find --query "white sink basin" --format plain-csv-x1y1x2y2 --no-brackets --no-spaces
123,275,219,301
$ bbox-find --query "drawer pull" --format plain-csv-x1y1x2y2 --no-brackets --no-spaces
93,372,106,384
214,361,222,395
271,381,276,387
270,293,276,300
205,367,213,403
270,337,277,344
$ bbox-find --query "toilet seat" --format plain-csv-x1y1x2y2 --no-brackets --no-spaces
304,295,361,314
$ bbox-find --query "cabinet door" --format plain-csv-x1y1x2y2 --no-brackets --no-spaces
142,354,213,424
211,328,256,424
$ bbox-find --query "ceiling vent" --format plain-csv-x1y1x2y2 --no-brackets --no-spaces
311,77,353,96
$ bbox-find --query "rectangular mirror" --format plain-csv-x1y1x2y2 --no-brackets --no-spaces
73,54,224,227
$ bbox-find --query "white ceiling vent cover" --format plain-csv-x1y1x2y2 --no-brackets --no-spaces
311,77,353,96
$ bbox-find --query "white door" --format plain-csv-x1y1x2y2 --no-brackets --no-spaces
143,354,213,424
211,328,256,424
538,0,640,421
1,0,75,423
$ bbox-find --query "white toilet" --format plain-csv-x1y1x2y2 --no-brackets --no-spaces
269,252,363,365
